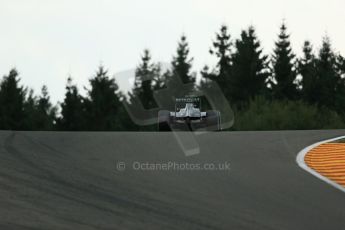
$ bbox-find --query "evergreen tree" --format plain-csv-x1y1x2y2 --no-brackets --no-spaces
128,50,162,130
0,69,26,130
298,41,318,104
230,26,269,105
58,77,85,131
171,35,195,84
131,50,160,109
34,85,57,130
199,66,215,91
163,35,196,99
336,54,345,77
85,65,123,131
335,54,345,114
153,65,166,91
23,89,39,130
271,23,297,100
337,54,345,78
315,37,344,110
201,25,232,101
116,99,139,131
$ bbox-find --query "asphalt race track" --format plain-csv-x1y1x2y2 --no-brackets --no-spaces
0,130,344,230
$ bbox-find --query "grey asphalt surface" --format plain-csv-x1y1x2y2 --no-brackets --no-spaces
0,130,345,230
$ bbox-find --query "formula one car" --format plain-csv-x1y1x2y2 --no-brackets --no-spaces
158,97,221,131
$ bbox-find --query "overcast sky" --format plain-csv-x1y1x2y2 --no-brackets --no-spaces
0,0,344,103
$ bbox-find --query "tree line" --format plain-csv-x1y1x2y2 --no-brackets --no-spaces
1,22,345,131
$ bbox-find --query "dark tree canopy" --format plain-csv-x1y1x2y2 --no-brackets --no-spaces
315,37,345,110
58,77,85,131
230,26,269,105
85,65,123,131
34,85,57,130
201,25,233,101
127,50,162,130
23,89,38,130
271,23,297,100
163,35,196,99
0,69,26,130
298,41,318,104
131,49,160,109
0,23,345,131
171,35,195,84
210,25,232,77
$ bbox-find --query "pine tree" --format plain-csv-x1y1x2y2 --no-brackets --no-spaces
199,66,216,91
162,35,196,99
153,64,166,91
0,68,26,130
335,54,345,114
337,54,345,77
171,35,195,84
116,99,139,131
85,65,123,131
298,41,318,104
35,85,57,130
337,54,345,78
131,49,160,109
230,26,269,105
315,36,343,110
210,25,232,78
271,23,297,100
23,89,39,130
58,77,85,131
127,50,162,130
201,25,232,101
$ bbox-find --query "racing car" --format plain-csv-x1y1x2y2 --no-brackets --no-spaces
158,97,221,131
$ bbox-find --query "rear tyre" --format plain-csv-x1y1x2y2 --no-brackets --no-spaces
158,110,171,131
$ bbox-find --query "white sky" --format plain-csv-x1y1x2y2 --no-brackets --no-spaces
0,0,344,103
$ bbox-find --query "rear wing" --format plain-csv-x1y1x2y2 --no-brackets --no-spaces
175,97,200,103
175,97,201,112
